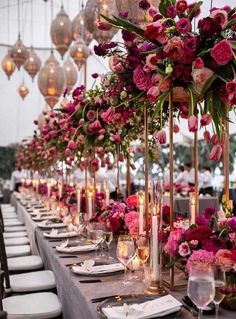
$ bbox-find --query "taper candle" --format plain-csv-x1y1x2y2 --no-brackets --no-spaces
138,191,145,235
152,206,159,281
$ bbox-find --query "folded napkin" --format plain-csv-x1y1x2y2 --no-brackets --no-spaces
72,262,124,275
102,294,182,319
56,243,96,253
50,229,58,236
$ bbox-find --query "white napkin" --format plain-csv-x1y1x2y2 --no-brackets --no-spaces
50,229,58,236
72,262,124,275
56,243,96,253
102,294,182,319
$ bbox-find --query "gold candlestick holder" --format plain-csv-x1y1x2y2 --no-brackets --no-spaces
145,280,166,296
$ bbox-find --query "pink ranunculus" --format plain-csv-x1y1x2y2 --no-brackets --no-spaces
144,21,164,40
192,67,214,91
210,9,228,29
209,145,222,161
155,130,167,144
133,65,152,91
87,110,96,122
215,249,234,271
163,36,184,61
203,130,211,141
176,17,191,34
178,241,191,257
226,79,236,95
194,57,204,69
147,86,160,102
211,40,233,66
188,115,198,132
200,114,212,126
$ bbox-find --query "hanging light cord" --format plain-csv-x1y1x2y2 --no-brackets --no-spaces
210,0,213,10
31,0,33,46
7,0,9,46
81,0,85,40
51,0,53,53
17,0,21,37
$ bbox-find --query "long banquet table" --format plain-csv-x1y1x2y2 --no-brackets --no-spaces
12,194,235,319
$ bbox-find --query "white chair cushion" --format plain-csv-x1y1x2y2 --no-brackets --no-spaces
8,256,43,272
4,237,30,246
4,231,27,238
10,270,56,292
4,220,23,227
3,292,62,319
4,226,26,232
6,245,31,258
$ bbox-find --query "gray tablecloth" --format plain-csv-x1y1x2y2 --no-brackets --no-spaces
163,196,219,216
14,197,234,319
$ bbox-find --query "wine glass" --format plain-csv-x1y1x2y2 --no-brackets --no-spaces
103,229,114,260
88,229,104,260
116,235,135,286
136,234,150,283
213,267,226,319
187,263,215,319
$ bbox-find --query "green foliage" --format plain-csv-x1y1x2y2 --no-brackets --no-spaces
0,146,17,179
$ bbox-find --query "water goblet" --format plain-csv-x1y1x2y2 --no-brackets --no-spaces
213,267,226,319
187,263,215,319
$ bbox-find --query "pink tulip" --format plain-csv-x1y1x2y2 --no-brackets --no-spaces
67,140,75,151
65,148,71,157
88,120,102,133
147,86,160,102
118,154,124,162
155,130,167,144
110,133,121,143
203,130,211,141
209,145,222,161
211,134,218,145
188,115,198,132
97,21,112,31
173,124,180,134
200,114,212,126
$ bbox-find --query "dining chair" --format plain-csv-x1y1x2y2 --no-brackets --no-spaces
0,225,56,294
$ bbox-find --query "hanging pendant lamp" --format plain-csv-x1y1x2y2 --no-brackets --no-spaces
70,37,90,70
18,81,29,100
72,9,93,45
50,6,73,59
38,52,65,108
10,36,29,70
63,58,78,92
2,51,16,80
24,48,41,81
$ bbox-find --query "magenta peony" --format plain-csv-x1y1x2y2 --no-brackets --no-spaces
133,65,152,91
211,40,233,66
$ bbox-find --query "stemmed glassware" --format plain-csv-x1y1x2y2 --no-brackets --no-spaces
88,223,104,260
103,228,114,260
116,235,136,286
213,267,226,319
136,234,150,283
187,263,215,319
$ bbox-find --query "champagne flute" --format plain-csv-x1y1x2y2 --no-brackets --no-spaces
136,235,150,283
89,229,104,260
116,235,135,286
213,267,226,319
187,263,215,319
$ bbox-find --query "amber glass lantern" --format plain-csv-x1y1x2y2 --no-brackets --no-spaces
70,37,90,70
10,36,29,70
18,82,29,100
24,48,41,81
2,51,16,79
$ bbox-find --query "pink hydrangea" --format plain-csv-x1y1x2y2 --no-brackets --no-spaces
186,249,215,273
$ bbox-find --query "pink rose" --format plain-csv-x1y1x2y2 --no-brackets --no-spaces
176,18,191,34
226,79,236,95
147,86,160,102
194,57,204,69
200,114,212,126
210,10,228,29
178,241,191,257
133,65,151,91
192,67,214,91
188,115,198,132
209,145,222,161
155,130,166,144
163,36,184,61
211,40,233,66
145,54,159,71
87,110,96,122
215,249,234,271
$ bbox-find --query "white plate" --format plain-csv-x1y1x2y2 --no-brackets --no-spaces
43,231,77,239
56,244,95,253
32,216,55,222
37,222,65,229
71,263,124,276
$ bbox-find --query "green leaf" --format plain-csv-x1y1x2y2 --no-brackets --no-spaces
188,1,203,21
140,46,164,55
228,7,236,18
200,74,218,96
231,41,236,51
187,88,195,116
227,18,236,28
